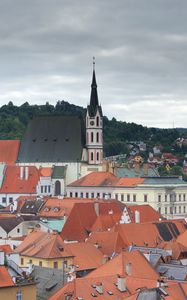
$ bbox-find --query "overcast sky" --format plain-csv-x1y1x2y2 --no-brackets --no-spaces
0,0,187,128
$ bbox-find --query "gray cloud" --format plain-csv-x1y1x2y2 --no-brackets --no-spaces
0,0,187,127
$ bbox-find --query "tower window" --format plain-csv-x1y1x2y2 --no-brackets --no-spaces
91,132,94,142
97,152,99,161
96,132,99,143
96,116,99,126
91,152,94,161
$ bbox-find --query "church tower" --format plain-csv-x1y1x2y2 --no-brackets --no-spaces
86,59,103,165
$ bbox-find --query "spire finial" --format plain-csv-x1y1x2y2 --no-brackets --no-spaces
93,56,95,70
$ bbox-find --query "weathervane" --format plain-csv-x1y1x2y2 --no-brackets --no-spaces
93,56,95,70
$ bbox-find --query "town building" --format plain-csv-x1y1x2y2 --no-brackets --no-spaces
67,171,187,218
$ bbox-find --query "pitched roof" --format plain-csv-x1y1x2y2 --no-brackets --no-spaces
86,250,159,280
65,242,104,271
127,204,162,223
0,266,15,287
15,230,72,259
0,165,39,194
0,216,24,233
68,171,144,187
0,140,20,164
18,116,85,163
86,231,125,256
0,244,13,254
61,201,124,242
176,229,187,248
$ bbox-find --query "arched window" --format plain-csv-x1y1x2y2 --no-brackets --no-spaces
96,132,99,143
91,132,94,142
97,152,99,161
91,152,94,161
96,116,99,126
55,180,61,196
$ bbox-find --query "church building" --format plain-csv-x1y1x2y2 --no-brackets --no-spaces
17,63,104,195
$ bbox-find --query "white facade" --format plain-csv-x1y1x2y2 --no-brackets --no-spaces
67,180,187,219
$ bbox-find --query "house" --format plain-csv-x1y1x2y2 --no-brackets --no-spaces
67,171,187,218
0,265,36,300
15,230,73,270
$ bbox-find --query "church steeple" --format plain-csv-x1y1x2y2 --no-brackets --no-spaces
86,58,103,165
88,58,100,117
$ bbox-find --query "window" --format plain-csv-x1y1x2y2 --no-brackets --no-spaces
2,197,6,204
41,186,44,193
115,194,118,200
165,194,167,202
179,194,181,201
44,186,47,193
91,132,94,142
179,206,181,213
75,192,78,198
16,290,22,300
96,132,99,143
70,192,73,197
91,192,94,198
174,206,177,214
121,194,124,202
39,261,42,267
165,207,167,214
91,152,94,161
103,193,105,198
9,197,13,203
17,228,20,233
54,261,58,269
97,152,99,161
80,192,83,198
158,207,161,213
21,258,24,265
144,195,148,202
97,193,100,198
108,193,111,199
184,206,186,213
48,186,51,193
183,194,186,201
158,195,161,202
133,194,136,202
29,259,32,264
170,207,173,214
86,192,89,198
127,194,130,202
96,116,99,127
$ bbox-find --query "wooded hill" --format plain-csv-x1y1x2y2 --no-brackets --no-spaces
0,101,182,157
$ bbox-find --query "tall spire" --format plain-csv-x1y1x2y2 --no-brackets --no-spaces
89,57,99,115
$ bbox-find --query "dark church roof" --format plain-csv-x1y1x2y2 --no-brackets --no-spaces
87,69,103,117
18,116,85,163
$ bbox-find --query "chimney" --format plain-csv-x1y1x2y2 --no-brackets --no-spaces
20,166,24,180
135,210,140,223
117,275,126,292
95,282,103,294
25,166,29,180
94,202,99,216
125,262,132,276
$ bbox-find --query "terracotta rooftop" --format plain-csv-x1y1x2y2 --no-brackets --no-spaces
0,140,20,164
127,204,162,223
86,231,125,256
0,266,15,287
0,165,39,194
65,242,104,271
68,171,145,188
15,230,72,259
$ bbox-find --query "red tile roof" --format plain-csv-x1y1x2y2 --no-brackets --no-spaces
65,242,104,271
127,204,162,223
0,165,39,194
0,244,13,254
15,230,72,259
86,250,159,280
0,266,15,287
86,231,125,256
68,172,145,188
0,140,20,164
